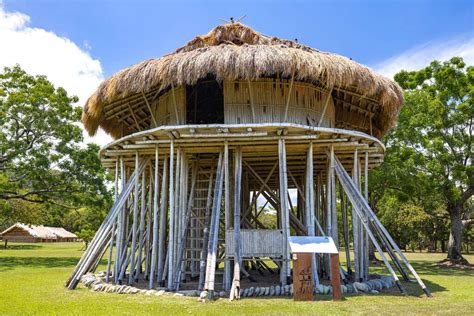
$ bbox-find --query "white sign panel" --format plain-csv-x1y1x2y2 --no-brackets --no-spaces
288,236,338,254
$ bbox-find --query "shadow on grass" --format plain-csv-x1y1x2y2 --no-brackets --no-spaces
409,260,474,277
0,256,79,272
2,244,43,250
0,256,109,272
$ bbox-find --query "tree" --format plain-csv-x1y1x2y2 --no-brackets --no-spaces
378,57,473,262
0,65,112,212
76,227,95,250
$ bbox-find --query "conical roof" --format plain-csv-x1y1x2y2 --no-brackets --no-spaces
82,23,403,139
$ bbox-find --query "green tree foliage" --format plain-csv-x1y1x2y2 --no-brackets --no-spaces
0,65,112,232
371,57,473,262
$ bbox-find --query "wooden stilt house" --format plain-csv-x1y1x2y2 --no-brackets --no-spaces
67,23,431,298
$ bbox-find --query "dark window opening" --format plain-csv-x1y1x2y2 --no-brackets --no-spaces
186,78,224,124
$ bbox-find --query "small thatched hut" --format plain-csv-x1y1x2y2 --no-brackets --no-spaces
68,23,430,298
1,223,78,243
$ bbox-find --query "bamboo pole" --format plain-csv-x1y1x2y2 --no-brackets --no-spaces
135,169,147,279
332,155,407,295
278,137,290,285
173,148,181,283
326,149,333,280
305,142,319,286
149,146,160,289
67,158,149,289
106,159,120,283
205,152,224,299
157,156,168,284
229,146,242,300
128,152,140,284
223,142,231,291
174,162,198,289
144,170,153,280
352,148,360,281
363,151,369,280
167,141,175,289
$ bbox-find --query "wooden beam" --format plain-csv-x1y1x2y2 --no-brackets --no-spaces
283,72,295,122
317,89,333,127
142,91,158,127
170,83,180,124
247,79,256,122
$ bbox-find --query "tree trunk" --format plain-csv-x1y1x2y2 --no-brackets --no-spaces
447,207,467,262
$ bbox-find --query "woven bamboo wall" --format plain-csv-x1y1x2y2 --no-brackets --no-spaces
224,79,335,127
152,86,186,126
150,79,335,127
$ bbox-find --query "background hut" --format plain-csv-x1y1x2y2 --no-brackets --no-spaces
0,223,78,243
68,23,430,298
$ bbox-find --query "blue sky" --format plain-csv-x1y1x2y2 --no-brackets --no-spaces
4,0,473,76
0,0,473,144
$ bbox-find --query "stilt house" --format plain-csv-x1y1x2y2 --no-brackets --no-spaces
67,23,430,298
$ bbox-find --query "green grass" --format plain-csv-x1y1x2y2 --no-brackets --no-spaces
0,243,473,315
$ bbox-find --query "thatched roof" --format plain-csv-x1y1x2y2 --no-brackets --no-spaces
82,23,403,139
0,223,77,239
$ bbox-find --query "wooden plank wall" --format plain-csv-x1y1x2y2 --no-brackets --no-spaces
225,229,284,257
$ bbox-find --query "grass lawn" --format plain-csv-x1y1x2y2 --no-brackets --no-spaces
0,243,473,315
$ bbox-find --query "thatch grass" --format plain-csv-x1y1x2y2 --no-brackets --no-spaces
82,23,403,139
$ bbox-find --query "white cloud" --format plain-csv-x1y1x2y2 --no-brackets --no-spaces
373,34,474,79
0,4,112,146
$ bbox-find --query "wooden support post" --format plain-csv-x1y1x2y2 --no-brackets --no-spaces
144,170,153,280
223,142,232,291
278,137,290,285
363,151,369,280
173,148,181,285
206,152,224,299
167,141,175,289
352,148,360,282
305,142,319,286
135,168,147,280
330,146,338,247
174,162,198,289
157,156,168,284
106,159,119,283
114,157,125,283
149,146,160,288
341,182,352,274
330,253,342,301
229,146,242,301
129,152,140,284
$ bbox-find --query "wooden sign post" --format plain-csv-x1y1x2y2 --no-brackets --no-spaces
289,236,342,302
330,253,342,301
292,252,314,301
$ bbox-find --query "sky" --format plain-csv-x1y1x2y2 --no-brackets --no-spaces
1,0,473,146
